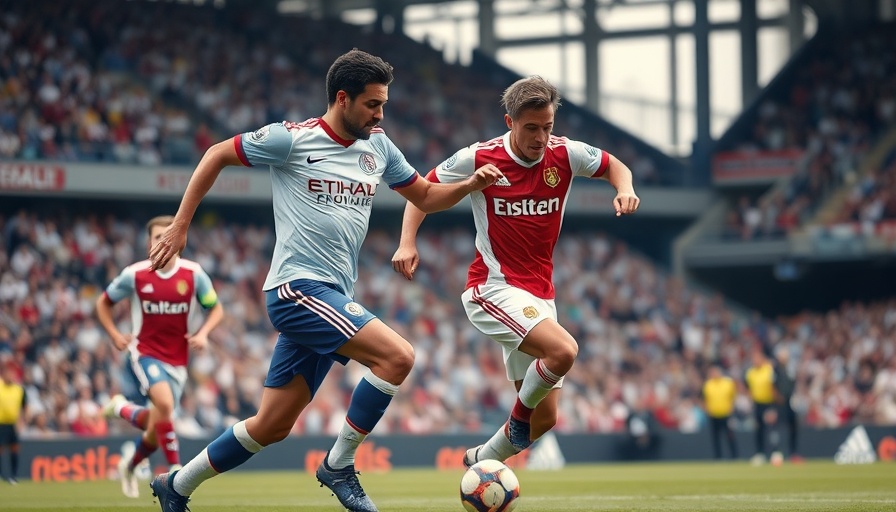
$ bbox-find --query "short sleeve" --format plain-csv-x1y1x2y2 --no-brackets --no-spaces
432,144,477,184
376,135,418,189
193,268,219,309
235,122,294,167
566,139,610,178
105,267,136,303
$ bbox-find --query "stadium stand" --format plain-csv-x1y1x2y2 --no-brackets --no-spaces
712,24,896,240
1,0,894,467
0,0,683,185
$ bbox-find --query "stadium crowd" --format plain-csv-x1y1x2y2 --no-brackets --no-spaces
0,0,667,185
1,0,895,451
722,24,896,240
1,209,894,442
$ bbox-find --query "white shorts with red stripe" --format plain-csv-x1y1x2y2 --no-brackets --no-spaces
462,283,564,387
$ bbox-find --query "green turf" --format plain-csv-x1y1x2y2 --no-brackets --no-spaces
3,460,895,511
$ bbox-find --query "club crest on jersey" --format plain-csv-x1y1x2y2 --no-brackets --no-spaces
523,306,539,319
358,153,377,175
444,153,458,169
176,280,189,296
544,167,560,188
344,302,365,316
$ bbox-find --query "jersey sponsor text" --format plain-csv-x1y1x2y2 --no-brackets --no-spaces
493,197,560,216
309,178,377,207
141,300,189,315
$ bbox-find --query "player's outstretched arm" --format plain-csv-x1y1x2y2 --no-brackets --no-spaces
392,164,501,280
392,202,427,280
602,154,640,216
151,139,245,269
396,164,503,214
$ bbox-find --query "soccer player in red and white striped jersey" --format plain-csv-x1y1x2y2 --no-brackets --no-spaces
393,76,640,466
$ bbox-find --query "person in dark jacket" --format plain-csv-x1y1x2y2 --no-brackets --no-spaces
774,346,803,463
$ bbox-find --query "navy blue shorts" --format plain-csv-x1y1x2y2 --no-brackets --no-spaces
0,424,18,446
264,279,376,396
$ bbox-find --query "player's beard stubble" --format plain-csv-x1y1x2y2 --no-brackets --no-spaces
341,110,378,140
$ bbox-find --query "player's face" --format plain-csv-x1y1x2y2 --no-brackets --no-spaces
147,224,176,267
341,83,388,140
506,105,555,162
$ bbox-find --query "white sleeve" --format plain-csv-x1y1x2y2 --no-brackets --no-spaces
566,138,610,178
432,143,477,184
104,267,136,303
237,122,293,167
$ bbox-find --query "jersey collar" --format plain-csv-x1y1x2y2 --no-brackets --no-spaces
319,118,354,148
154,257,181,278
503,132,544,168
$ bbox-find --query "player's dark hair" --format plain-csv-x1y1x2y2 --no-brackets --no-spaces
146,215,175,238
326,49,394,104
501,76,561,120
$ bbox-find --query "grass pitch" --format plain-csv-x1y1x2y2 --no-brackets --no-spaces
3,460,895,511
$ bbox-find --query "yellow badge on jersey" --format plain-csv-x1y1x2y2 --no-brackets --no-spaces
544,167,560,188
176,280,189,296
523,306,539,319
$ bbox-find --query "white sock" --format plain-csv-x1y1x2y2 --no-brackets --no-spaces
328,423,366,469
476,426,519,462
172,448,218,497
173,420,262,496
518,359,561,409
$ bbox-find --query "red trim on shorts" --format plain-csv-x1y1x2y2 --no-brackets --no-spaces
470,286,528,338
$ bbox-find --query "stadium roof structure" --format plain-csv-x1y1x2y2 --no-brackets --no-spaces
221,0,884,173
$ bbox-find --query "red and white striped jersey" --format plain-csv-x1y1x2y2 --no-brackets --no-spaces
430,133,610,299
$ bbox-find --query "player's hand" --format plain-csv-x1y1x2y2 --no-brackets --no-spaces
150,221,188,270
391,246,420,280
466,164,504,191
613,190,640,217
186,332,209,352
111,332,132,351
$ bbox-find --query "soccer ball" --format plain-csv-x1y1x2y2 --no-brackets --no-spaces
459,459,520,512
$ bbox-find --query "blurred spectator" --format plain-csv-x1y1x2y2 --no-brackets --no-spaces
773,346,802,462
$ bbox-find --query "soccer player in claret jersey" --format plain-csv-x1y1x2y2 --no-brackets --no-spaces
96,215,224,498
145,49,502,512
392,76,640,467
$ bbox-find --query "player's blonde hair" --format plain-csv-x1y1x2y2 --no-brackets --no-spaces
145,215,175,238
501,76,561,120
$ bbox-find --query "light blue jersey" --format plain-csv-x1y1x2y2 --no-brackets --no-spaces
236,118,418,296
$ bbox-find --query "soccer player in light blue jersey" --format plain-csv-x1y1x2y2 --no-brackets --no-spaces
147,49,503,512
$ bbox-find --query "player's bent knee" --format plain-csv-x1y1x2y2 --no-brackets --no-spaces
549,343,577,374
393,345,415,377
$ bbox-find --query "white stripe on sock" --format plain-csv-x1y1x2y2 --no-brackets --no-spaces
233,420,263,453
